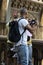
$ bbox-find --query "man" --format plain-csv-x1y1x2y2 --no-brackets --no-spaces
6,8,19,65
13,8,37,65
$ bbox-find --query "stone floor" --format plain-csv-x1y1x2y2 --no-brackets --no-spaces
1,58,43,65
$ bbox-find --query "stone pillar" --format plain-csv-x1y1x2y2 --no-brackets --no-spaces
6,0,11,23
40,11,43,39
1,0,7,22
0,0,11,35
0,0,8,35
40,12,43,26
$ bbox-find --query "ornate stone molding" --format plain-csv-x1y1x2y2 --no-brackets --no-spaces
11,0,43,12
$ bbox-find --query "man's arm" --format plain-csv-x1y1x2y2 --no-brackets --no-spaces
25,24,37,34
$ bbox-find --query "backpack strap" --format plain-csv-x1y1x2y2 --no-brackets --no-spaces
21,28,26,36
18,18,26,36
18,17,24,23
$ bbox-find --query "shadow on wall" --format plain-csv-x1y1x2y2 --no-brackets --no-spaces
0,0,3,9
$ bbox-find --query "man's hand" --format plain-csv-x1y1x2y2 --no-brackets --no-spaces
26,24,37,34
32,24,37,31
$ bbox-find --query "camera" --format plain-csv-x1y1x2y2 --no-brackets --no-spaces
29,20,37,26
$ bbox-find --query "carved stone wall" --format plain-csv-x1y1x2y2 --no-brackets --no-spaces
10,0,43,39
10,0,43,20
0,0,43,39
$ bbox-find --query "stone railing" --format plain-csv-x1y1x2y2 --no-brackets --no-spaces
0,35,43,65
0,35,7,65
32,39,43,65
0,35,17,65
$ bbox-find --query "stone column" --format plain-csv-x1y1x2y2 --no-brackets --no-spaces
6,0,11,23
40,11,43,26
40,11,43,39
0,0,7,35
1,0,7,22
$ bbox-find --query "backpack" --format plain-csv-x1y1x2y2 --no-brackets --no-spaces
8,19,25,43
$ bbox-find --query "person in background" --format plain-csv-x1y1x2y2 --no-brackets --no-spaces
27,19,37,65
6,8,19,65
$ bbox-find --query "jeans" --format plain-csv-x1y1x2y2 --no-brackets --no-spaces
15,45,28,65
28,44,33,65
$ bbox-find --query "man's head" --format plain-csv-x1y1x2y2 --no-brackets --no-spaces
13,8,18,18
20,8,28,18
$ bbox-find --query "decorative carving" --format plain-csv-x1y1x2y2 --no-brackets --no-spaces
11,0,43,12
10,0,43,39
